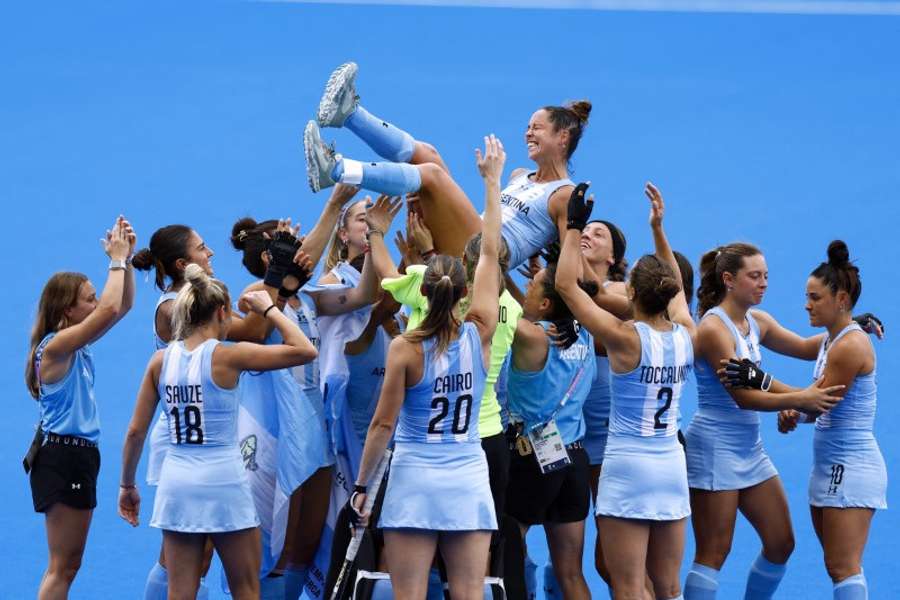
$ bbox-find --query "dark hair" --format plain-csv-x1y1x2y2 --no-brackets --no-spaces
629,254,681,315
543,100,592,162
171,264,231,339
403,255,467,356
132,225,193,291
25,272,89,398
673,251,695,309
540,262,599,321
810,240,861,308
696,242,762,317
230,217,278,279
463,232,510,293
588,219,628,282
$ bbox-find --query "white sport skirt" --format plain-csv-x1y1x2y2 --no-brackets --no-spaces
151,444,260,533
145,411,168,486
595,433,690,521
685,410,778,491
809,429,887,509
379,442,497,531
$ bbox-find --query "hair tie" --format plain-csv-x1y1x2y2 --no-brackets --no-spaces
440,275,451,282
237,230,248,242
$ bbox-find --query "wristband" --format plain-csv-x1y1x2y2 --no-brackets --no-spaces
119,483,136,489
109,259,127,271
353,483,367,495
278,286,298,299
367,229,384,241
263,304,277,319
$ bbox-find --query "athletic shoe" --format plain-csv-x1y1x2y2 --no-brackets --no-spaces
316,62,359,128
303,120,339,193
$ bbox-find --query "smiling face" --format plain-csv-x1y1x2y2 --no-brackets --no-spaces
65,281,98,326
525,109,567,165
805,275,849,328
724,253,768,307
581,222,614,268
340,200,369,257
184,230,214,275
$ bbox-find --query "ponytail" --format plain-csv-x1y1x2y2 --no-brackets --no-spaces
403,255,467,356
132,224,193,291
696,242,762,317
170,264,231,340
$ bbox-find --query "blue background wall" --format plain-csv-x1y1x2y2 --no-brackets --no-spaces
1,1,897,597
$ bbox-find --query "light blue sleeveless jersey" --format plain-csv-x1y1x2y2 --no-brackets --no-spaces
695,307,761,425
498,171,572,268
159,339,238,447
346,328,390,443
610,322,693,437
36,333,100,443
396,322,486,444
508,322,595,445
286,295,321,398
814,323,877,432
153,291,179,349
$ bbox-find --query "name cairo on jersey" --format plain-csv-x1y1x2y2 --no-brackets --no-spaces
433,372,473,395
639,364,690,385
164,384,204,405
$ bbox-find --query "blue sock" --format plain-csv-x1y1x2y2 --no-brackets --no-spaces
372,578,394,600
260,575,286,600
283,567,308,600
143,562,168,600
834,573,867,599
523,554,538,600
332,158,422,197
345,105,416,162
743,554,786,599
197,577,209,600
684,562,720,600
543,561,563,600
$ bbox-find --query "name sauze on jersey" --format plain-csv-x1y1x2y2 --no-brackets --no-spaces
639,365,691,385
433,372,473,395
164,384,203,405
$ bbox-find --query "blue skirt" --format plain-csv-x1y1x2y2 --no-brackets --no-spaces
146,411,168,486
151,445,260,533
809,429,887,509
379,442,497,531
685,410,778,491
595,433,690,521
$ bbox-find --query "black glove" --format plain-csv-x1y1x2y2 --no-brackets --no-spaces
280,260,314,298
721,358,773,392
853,312,884,336
566,182,593,231
264,231,301,289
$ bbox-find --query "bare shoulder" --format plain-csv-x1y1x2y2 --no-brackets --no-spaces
318,272,340,286
242,280,266,294
606,281,628,296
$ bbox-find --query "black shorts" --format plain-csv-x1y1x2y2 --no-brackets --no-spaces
505,443,590,526
481,432,510,517
29,442,100,513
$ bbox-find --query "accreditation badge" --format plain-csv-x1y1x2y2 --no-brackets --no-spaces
527,419,571,474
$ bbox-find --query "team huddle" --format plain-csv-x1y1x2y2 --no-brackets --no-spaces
25,62,887,600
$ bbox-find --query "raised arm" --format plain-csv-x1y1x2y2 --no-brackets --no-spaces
216,291,317,385
752,309,824,360
298,183,360,267
365,195,404,281
118,351,163,526
555,185,637,358
118,217,137,319
646,183,694,337
43,217,131,363
465,135,503,345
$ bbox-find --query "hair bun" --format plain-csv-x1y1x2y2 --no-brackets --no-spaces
230,217,258,250
566,100,592,125
656,275,681,299
131,248,155,271
826,240,850,267
184,263,209,290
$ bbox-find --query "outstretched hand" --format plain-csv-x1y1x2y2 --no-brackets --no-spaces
566,182,593,231
476,134,506,183
645,182,665,229
365,195,402,235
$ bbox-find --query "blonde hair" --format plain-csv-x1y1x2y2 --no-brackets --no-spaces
171,264,231,339
325,200,365,271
